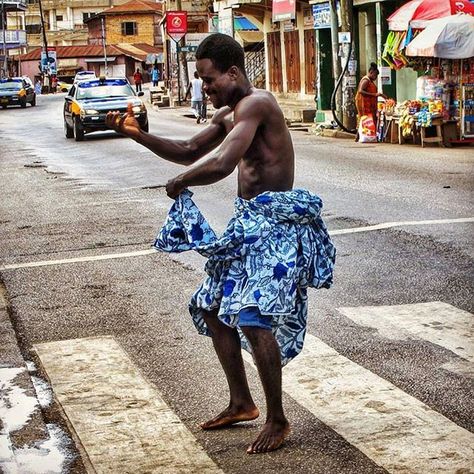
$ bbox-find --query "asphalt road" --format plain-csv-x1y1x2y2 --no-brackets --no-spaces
0,93,473,473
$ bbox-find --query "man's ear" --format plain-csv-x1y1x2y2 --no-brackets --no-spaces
227,65,240,80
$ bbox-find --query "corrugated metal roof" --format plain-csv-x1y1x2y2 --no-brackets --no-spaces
17,43,162,61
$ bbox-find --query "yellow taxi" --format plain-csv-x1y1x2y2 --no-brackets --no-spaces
63,77,148,141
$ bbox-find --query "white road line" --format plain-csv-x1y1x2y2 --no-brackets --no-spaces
339,302,474,376
34,336,223,474
243,335,474,473
1,217,472,271
0,249,156,271
330,217,474,235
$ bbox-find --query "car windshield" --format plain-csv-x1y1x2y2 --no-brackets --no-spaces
0,80,22,91
76,79,134,99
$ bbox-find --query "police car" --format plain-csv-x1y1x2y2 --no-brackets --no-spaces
0,77,36,109
63,77,148,141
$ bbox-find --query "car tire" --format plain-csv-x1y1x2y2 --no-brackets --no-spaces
140,121,149,133
64,119,74,138
73,116,85,141
30,95,36,107
20,98,27,108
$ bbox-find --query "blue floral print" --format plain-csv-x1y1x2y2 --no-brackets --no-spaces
154,189,336,366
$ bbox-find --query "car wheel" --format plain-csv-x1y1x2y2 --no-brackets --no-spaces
140,121,149,133
73,116,85,141
20,98,27,108
30,95,36,107
64,118,74,138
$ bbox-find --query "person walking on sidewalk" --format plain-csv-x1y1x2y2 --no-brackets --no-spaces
133,68,143,93
151,66,160,87
106,33,335,455
185,71,204,123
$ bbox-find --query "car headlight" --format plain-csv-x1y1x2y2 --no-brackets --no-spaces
132,104,145,113
85,109,99,115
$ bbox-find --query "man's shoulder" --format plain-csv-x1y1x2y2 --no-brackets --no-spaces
235,89,279,116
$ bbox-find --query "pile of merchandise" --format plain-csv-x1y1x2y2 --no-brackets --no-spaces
395,99,445,137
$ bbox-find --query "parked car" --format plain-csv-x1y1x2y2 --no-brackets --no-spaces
63,77,148,141
57,81,73,93
0,77,36,109
73,71,97,84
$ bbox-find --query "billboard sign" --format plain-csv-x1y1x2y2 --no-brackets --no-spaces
166,11,187,42
272,0,296,22
41,47,57,74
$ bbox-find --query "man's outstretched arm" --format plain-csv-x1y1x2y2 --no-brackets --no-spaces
166,97,260,198
106,104,229,165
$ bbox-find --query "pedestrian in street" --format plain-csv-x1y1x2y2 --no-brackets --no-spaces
106,33,335,455
34,79,42,95
43,74,50,94
355,62,387,141
133,68,143,93
185,71,204,123
151,66,160,87
51,74,58,94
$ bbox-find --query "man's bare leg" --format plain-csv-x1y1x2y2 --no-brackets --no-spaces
241,326,290,454
200,310,259,429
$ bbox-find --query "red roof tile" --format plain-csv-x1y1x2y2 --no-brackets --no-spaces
100,0,163,15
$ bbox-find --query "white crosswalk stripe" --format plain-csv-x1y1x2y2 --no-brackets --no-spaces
338,302,474,377
34,336,223,474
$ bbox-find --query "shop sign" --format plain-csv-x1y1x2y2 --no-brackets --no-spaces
41,47,56,74
218,8,234,37
312,3,331,29
166,11,187,42
338,31,351,43
348,59,357,75
282,20,295,31
343,76,357,88
381,66,392,85
272,0,296,23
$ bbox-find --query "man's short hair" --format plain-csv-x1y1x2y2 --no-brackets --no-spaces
196,33,246,76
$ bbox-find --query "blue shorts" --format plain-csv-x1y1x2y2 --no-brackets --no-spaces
238,307,272,331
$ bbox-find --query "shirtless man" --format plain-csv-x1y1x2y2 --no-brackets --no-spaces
106,33,295,454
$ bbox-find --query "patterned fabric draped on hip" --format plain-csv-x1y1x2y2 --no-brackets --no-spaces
154,189,336,366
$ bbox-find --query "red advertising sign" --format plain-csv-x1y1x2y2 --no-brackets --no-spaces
166,11,188,42
272,0,296,22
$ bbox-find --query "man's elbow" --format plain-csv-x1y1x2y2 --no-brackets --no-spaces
181,141,200,165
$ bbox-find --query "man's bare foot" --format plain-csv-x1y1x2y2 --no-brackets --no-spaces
200,405,260,430
247,420,290,454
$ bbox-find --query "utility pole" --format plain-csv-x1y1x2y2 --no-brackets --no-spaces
101,16,108,76
339,0,356,130
329,0,341,120
38,0,50,76
1,0,8,78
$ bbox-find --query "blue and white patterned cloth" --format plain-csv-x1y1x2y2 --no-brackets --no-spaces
154,189,336,366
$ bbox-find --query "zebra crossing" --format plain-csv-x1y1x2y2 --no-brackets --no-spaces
33,301,473,473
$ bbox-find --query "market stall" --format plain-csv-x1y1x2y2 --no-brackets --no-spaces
380,1,474,146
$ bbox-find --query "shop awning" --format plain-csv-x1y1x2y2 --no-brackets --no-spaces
234,16,259,31
236,31,264,43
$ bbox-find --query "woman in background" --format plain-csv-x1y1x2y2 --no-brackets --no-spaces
355,62,387,140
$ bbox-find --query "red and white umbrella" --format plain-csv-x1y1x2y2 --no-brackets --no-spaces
388,0,474,31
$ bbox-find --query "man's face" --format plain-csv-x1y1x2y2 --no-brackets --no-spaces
196,58,234,109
